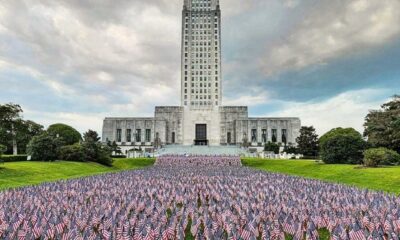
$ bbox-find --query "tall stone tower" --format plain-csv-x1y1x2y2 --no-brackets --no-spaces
181,0,222,108
181,0,222,145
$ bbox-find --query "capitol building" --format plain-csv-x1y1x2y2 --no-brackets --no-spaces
102,0,301,153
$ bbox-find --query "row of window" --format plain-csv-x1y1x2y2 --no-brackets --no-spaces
250,129,287,143
184,64,218,70
189,101,218,106
184,76,219,81
185,24,218,29
184,70,219,76
184,30,218,35
185,13,219,18
185,94,218,100
183,47,219,52
184,35,218,41
116,129,152,143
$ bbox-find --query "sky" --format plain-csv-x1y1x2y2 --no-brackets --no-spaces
0,0,399,136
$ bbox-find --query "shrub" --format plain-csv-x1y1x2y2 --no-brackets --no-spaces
27,133,64,161
320,133,365,164
81,130,113,166
364,147,400,167
59,144,85,162
47,123,82,146
0,144,6,159
111,155,127,158
264,142,280,154
1,155,27,162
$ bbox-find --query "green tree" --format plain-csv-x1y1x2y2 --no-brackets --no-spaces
364,95,400,153
107,141,122,155
364,147,400,167
83,129,101,142
82,130,112,166
0,103,23,155
264,142,280,154
27,132,65,161
59,144,85,162
319,127,362,146
320,128,366,164
0,144,6,159
296,126,319,158
47,123,82,146
13,120,44,154
284,143,299,154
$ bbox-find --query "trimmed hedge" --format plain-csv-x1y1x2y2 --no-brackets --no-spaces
1,155,28,162
111,155,127,159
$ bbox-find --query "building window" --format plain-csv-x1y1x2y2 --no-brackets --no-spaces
145,129,151,142
171,132,176,144
126,129,131,142
272,129,277,143
262,129,267,143
135,129,141,142
282,129,287,145
251,129,257,142
227,132,232,144
116,129,122,142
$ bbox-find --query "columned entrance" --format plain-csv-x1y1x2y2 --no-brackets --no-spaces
194,124,208,145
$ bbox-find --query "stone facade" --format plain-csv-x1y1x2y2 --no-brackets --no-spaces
102,0,301,152
102,107,301,151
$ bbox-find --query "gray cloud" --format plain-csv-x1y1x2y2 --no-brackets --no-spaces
1,0,399,134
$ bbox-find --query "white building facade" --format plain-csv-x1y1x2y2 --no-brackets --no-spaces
102,0,301,153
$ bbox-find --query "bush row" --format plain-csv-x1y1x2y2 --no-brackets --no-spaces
0,155,28,162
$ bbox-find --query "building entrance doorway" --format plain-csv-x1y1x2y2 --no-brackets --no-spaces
194,124,208,145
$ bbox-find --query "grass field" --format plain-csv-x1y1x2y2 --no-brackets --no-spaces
242,158,400,194
0,158,155,190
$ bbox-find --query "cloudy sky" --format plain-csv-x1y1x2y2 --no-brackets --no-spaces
1,0,399,136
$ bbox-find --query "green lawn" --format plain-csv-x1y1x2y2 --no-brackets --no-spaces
242,158,400,194
0,158,155,190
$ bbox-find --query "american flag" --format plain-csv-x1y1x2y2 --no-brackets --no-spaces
0,155,399,239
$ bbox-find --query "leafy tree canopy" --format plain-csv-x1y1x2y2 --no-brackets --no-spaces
47,123,81,146
83,129,101,142
320,128,366,164
296,126,319,157
319,127,362,146
364,95,400,153
82,130,112,166
27,132,65,161
0,103,43,154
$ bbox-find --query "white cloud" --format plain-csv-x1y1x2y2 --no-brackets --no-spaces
223,91,269,106
261,0,400,75
24,110,105,134
268,89,390,135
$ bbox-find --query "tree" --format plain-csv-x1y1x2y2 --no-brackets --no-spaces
264,142,280,154
0,144,6,159
320,128,366,164
83,129,101,142
296,126,319,158
48,123,82,146
364,95,400,153
82,130,112,166
364,147,400,167
0,103,23,155
284,143,299,154
13,120,44,154
59,144,85,162
27,133,65,161
107,141,122,155
319,127,362,147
